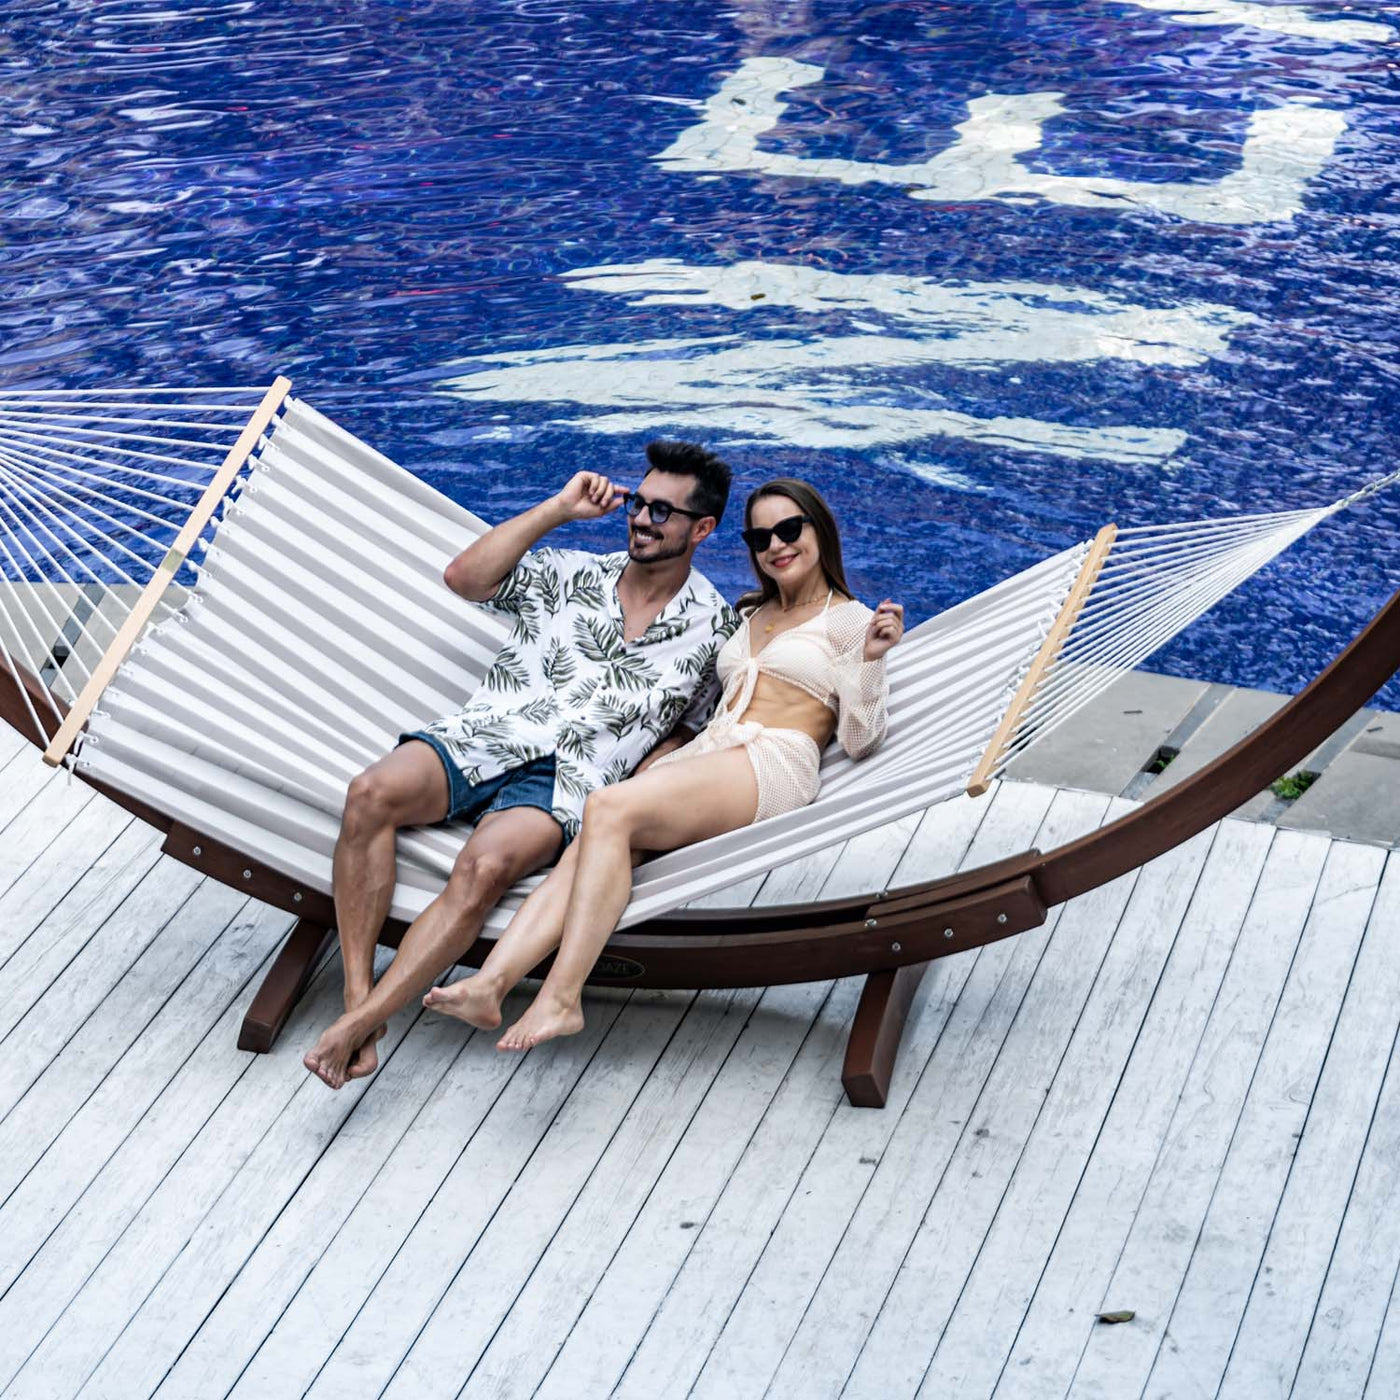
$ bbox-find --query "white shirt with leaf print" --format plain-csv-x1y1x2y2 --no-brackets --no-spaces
420,547,739,840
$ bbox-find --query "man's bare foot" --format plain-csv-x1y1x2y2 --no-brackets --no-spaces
496,991,584,1052
423,975,504,1031
304,1011,368,1090
347,1023,386,1080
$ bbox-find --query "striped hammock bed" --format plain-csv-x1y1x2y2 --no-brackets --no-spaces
0,380,1390,933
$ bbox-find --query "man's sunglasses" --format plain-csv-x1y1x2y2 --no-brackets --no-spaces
741,513,813,554
622,491,708,525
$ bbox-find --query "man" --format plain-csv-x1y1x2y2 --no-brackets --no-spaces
304,440,736,1088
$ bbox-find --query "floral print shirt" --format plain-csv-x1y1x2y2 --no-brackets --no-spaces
422,548,738,839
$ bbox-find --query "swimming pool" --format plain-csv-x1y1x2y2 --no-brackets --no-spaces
2,0,1397,705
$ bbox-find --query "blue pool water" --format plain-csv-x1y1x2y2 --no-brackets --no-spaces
2,0,1398,705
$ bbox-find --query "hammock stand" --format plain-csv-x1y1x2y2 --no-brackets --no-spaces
0,382,1396,1106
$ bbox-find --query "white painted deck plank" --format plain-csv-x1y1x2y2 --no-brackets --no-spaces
1,747,1399,1400
0,869,237,1151
0,900,290,1300
0,766,97,901
1364,1262,1400,1399
473,819,928,1400
530,977,838,1400
1065,827,1335,1400
226,995,529,1398
843,795,1143,1400
919,818,1225,1398
539,797,997,1400
1293,875,1400,1397
153,1002,490,1399
0,942,309,1391
610,977,864,1400
992,818,1276,1399
5,959,401,1399
1220,851,1400,1399
764,784,1100,1400
1139,838,1384,1400
0,818,159,1010
429,987,762,1400
0,798,139,982
688,790,1034,1399
300,994,634,1399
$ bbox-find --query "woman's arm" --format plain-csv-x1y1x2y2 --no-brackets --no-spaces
835,599,903,760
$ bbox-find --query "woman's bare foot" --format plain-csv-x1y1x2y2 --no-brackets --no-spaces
422,974,504,1031
304,1011,368,1090
347,1023,386,1080
496,990,584,1052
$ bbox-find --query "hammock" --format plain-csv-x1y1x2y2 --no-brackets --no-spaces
0,379,1394,937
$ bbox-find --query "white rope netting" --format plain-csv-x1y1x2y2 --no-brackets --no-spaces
0,387,275,755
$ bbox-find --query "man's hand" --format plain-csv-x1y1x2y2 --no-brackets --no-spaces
863,600,904,661
553,471,625,523
633,726,694,774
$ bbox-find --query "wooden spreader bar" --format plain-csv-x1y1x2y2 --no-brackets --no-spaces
967,522,1118,797
4,580,1399,1109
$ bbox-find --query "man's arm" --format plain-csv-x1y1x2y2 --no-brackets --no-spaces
632,725,697,776
444,470,622,601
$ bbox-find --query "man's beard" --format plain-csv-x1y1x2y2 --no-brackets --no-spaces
627,529,688,564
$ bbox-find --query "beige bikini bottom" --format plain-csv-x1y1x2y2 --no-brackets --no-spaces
650,712,822,823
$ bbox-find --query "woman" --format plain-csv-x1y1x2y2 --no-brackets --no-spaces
424,478,904,1049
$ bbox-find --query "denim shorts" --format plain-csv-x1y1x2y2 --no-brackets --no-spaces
398,732,559,827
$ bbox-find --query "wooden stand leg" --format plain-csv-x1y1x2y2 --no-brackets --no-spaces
238,918,334,1053
842,962,929,1109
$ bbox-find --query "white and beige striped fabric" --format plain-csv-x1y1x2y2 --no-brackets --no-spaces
66,396,1082,929
1,387,1386,930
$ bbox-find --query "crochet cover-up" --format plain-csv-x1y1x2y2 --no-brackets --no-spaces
651,592,890,822
717,593,890,758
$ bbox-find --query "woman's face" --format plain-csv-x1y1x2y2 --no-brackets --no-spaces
750,494,823,596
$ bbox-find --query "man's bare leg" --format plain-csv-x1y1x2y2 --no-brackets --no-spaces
305,805,563,1088
330,742,450,1078
499,748,759,1051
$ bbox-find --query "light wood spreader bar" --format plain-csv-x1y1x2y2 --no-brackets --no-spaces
42,375,292,768
966,522,1118,798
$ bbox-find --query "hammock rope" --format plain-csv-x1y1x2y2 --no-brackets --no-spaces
0,383,1393,926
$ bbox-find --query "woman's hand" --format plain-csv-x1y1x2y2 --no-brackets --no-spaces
863,600,904,660
553,470,625,522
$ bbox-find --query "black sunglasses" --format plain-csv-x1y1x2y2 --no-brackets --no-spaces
622,491,708,526
741,513,813,554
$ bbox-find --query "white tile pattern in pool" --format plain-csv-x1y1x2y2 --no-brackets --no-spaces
439,259,1254,462
1122,0,1395,45
656,56,1348,226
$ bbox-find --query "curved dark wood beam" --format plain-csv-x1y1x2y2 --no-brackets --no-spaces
3,583,1397,988
1026,586,1400,906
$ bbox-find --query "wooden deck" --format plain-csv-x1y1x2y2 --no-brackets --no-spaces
2,722,1399,1399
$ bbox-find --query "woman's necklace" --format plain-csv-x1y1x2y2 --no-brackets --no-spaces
760,588,829,633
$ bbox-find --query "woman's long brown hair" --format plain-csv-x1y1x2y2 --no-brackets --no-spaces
735,478,855,614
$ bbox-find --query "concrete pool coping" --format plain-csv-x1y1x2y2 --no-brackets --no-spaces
1004,666,1400,848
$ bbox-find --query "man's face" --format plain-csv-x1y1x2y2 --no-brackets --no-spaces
625,470,708,564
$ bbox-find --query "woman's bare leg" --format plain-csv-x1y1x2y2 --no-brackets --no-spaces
498,747,760,1050
423,840,582,1029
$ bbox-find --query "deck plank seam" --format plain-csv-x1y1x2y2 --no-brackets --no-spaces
834,792,1116,1397
982,819,1235,1399
1134,838,1371,1399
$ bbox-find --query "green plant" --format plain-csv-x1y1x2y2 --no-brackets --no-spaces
1270,769,1320,801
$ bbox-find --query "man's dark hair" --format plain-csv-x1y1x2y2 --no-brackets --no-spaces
645,439,732,524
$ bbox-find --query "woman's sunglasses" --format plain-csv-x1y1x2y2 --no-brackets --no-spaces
622,491,708,525
741,513,813,554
